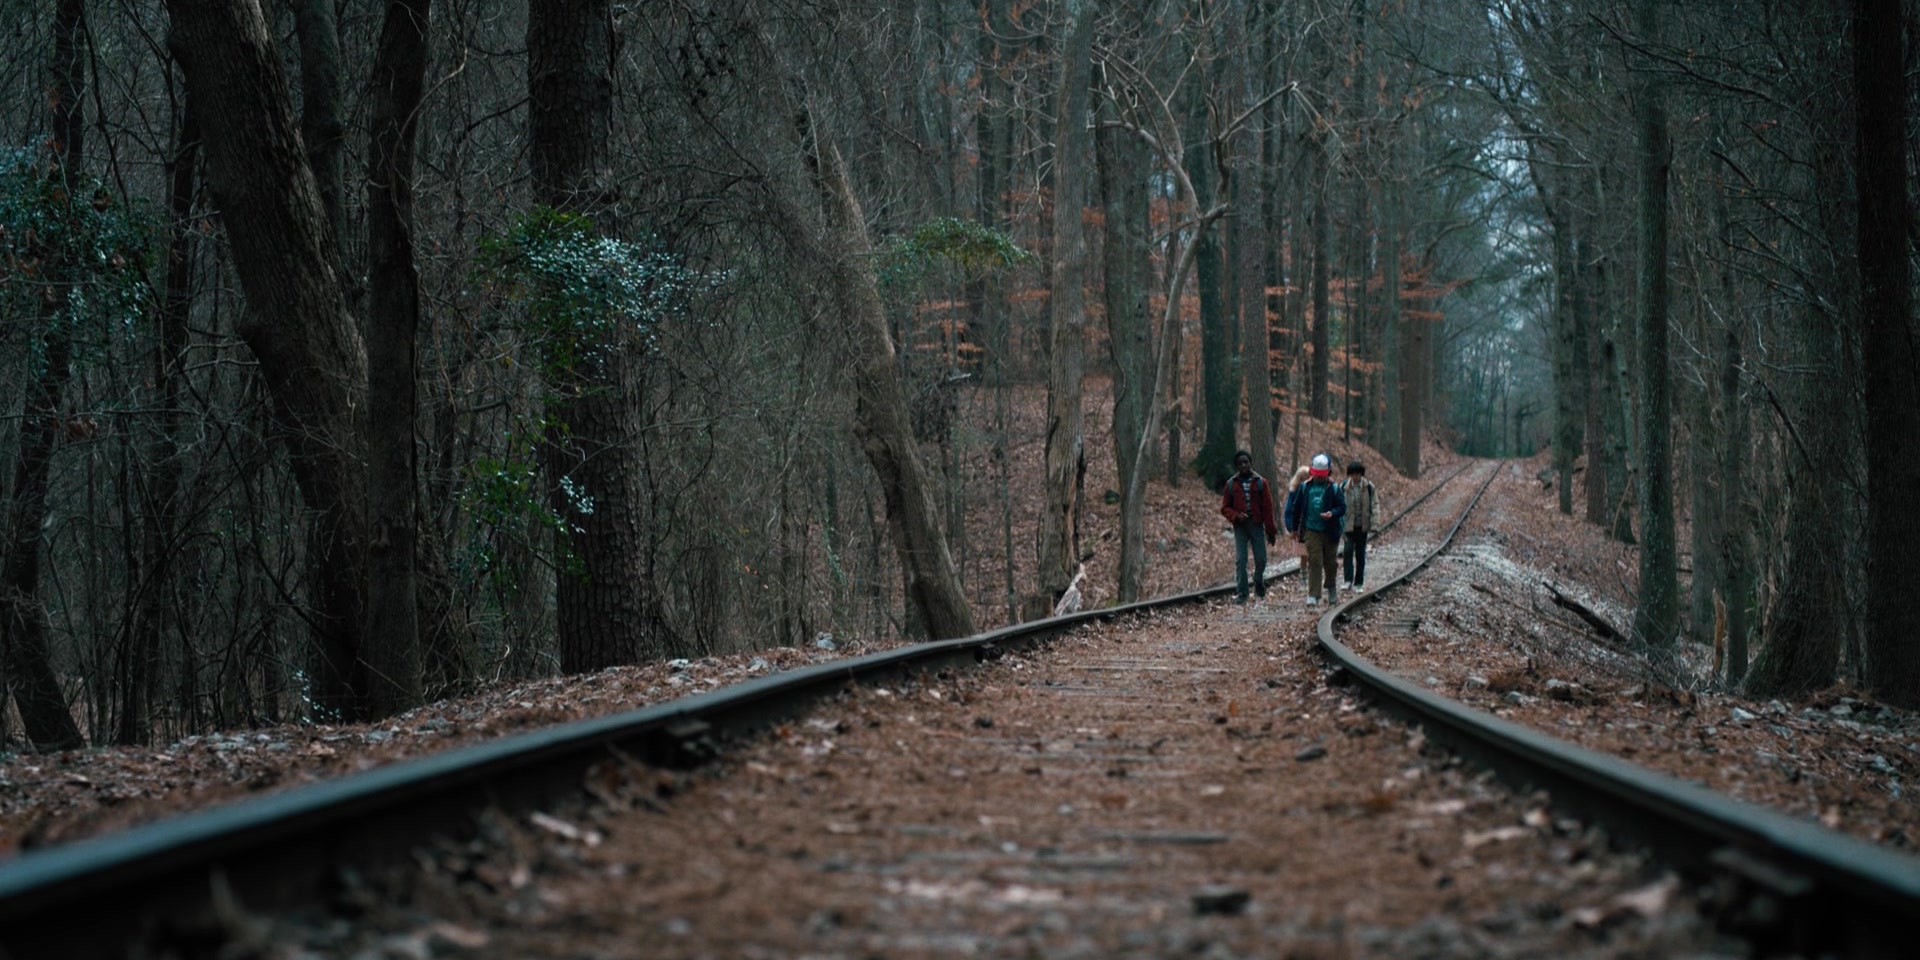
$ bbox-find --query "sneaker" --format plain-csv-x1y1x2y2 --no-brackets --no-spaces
1233,595,1248,605
1306,596,1319,606
1343,580,1354,591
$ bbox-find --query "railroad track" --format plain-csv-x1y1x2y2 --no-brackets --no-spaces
0,462,1473,957
2,458,1913,957
1316,464,1920,958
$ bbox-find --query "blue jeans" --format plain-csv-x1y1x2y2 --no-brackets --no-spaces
1343,530,1369,586
1234,523,1268,601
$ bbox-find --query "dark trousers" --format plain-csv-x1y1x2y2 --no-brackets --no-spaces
1234,523,1268,600
1344,530,1369,587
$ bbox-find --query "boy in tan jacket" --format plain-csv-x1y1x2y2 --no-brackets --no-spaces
1340,460,1378,592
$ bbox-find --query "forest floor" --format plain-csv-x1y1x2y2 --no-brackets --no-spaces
1,390,1914,880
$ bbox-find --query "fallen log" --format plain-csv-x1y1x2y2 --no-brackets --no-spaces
1543,580,1630,646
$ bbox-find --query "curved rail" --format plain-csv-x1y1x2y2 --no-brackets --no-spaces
1315,462,1920,959
0,462,1476,957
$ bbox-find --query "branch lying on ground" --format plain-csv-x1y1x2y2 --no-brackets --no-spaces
1543,580,1632,650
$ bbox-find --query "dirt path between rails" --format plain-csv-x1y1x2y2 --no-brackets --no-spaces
313,609,1736,959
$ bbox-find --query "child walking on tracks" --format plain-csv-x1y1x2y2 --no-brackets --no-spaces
1287,454,1347,605
1220,450,1279,604
1341,460,1377,593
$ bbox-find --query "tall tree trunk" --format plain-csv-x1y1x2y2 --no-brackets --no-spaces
1098,88,1151,605
123,96,201,746
1684,232,1722,648
1548,195,1580,515
362,0,430,715
1748,124,1856,697
811,142,976,639
1310,147,1331,422
1577,209,1607,527
1631,0,1677,650
1034,0,1094,619
166,0,372,719
529,0,656,669
1714,192,1754,685
0,0,88,751
1237,113,1274,484
1854,0,1918,707
1191,109,1235,488
1379,165,1402,470
294,0,346,269
976,0,1014,623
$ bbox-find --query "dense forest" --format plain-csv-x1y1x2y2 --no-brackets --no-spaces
0,0,1913,751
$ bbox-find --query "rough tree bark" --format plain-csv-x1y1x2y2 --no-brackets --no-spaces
1631,0,1677,651
1034,0,1094,619
294,0,346,266
1191,105,1236,489
529,0,657,670
165,0,373,717
0,0,89,751
1748,85,1856,697
1232,7,1274,486
1547,191,1580,515
362,0,431,714
976,0,1016,624
1717,213,1754,685
1310,146,1331,422
1854,0,1919,707
1097,83,1151,605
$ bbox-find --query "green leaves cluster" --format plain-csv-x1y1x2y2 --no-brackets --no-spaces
0,147,153,360
476,207,713,381
878,217,1032,291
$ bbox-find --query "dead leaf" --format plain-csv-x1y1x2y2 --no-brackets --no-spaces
1463,826,1530,849
1609,875,1680,919
530,811,602,847
428,923,491,950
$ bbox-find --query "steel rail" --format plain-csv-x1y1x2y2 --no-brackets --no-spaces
1315,462,1920,958
0,462,1472,957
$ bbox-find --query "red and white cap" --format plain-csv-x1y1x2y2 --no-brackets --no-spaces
1310,453,1331,477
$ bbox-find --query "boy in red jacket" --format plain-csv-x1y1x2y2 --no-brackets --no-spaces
1221,450,1279,603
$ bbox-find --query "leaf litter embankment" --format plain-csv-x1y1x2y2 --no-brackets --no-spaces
1340,460,1920,851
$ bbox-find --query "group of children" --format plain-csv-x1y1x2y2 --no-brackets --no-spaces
1219,451,1378,606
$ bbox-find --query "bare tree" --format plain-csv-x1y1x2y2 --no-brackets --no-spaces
166,0,374,718
1854,0,1918,706
0,0,89,751
1035,0,1095,619
1629,0,1676,650
363,0,432,713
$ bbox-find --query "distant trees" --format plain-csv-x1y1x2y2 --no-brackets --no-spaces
1423,0,1911,697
